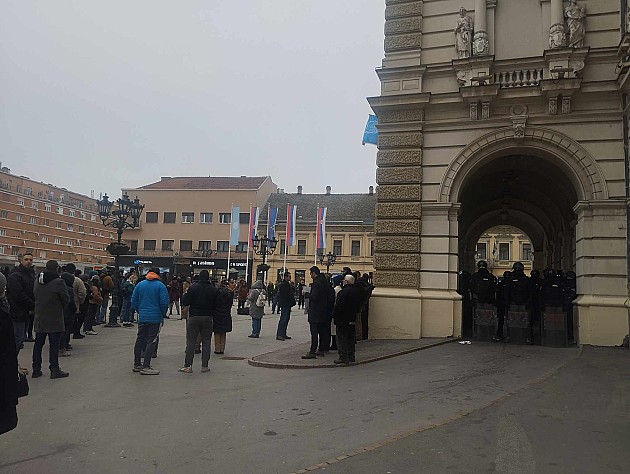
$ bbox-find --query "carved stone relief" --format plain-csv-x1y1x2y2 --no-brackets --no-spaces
549,96,558,115
565,0,586,48
482,102,490,120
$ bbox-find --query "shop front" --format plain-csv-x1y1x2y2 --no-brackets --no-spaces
191,258,252,283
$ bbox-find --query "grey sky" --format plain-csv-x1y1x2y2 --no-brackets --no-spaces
1,1,384,199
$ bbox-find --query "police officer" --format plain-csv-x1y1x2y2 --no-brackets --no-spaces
469,261,497,305
529,269,542,344
494,271,511,342
539,267,565,311
505,261,532,343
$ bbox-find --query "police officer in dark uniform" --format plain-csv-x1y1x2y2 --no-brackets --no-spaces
529,269,542,344
505,261,532,343
469,261,497,340
494,271,511,341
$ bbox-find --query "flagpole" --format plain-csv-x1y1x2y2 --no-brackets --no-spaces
245,203,251,287
227,203,233,282
315,203,319,266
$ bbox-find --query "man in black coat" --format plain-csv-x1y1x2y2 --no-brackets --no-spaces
301,267,328,359
332,274,363,365
7,253,36,354
275,271,295,341
1,272,19,435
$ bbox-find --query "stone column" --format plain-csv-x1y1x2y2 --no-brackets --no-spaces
473,0,489,56
549,0,567,48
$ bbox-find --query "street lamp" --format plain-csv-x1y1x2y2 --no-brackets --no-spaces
96,192,144,327
251,234,278,283
318,250,337,273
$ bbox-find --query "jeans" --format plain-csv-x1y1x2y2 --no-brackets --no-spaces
271,294,278,313
32,332,62,371
276,306,291,337
184,316,213,367
13,320,27,354
121,297,132,323
98,294,109,323
336,324,356,362
86,304,99,332
251,318,261,336
134,323,161,368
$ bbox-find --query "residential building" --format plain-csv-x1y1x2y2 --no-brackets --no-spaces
0,165,114,270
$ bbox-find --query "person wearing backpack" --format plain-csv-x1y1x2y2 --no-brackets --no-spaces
247,280,266,338
85,276,103,336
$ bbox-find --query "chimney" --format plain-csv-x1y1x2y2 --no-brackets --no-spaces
369,186,374,195
325,185,331,195
297,185,303,195
161,176,171,181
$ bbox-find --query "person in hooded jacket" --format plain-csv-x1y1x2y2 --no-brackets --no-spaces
247,280,266,338
32,260,71,379
213,280,233,354
0,272,20,434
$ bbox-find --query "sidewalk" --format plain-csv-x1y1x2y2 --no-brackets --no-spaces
249,337,455,368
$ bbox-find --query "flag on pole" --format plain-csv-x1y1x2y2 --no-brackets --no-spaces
248,207,259,246
267,207,278,240
286,204,297,246
362,114,379,146
229,206,240,245
315,207,327,250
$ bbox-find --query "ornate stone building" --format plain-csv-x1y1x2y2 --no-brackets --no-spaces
368,0,629,346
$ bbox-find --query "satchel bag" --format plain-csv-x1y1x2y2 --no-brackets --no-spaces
17,370,29,398
256,290,266,308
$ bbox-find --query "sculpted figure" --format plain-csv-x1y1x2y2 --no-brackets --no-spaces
455,7,473,59
565,0,586,48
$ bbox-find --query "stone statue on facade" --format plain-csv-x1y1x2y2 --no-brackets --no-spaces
565,0,586,48
455,7,473,59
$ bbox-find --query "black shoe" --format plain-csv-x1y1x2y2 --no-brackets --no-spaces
248,334,259,338
283,335,292,340
301,353,317,359
194,349,201,354
334,359,349,365
164,315,170,319
276,336,286,341
50,369,69,379
66,344,73,351
152,353,157,358
330,346,338,350
73,334,85,339
315,351,325,357
24,337,35,343
32,370,43,378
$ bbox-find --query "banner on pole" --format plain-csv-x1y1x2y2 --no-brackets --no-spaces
230,206,240,245
362,114,379,146
248,207,259,246
267,207,278,240
316,207,327,250
286,204,297,246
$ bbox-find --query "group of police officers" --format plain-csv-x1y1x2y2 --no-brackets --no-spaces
458,261,577,345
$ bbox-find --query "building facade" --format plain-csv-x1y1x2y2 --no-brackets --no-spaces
476,225,533,277
258,186,376,284
120,176,277,279
0,166,114,271
368,0,628,346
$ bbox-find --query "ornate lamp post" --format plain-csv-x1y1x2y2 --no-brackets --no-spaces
96,192,144,327
251,234,278,283
318,250,337,273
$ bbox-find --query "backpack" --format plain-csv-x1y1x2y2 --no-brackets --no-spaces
255,290,266,308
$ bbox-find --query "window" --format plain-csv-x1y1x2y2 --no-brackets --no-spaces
66,240,73,246
57,207,64,215
17,198,24,206
16,185,21,193
25,187,32,196
0,229,6,236
162,240,174,251
56,221,63,229
180,240,193,251
67,223,73,231
80,211,86,219
11,247,19,256
16,214,23,222
129,240,138,254
0,246,4,254
499,242,510,261
29,217,37,225
200,212,213,224
280,239,286,254
351,240,361,256
144,240,156,251
217,241,229,252
522,243,532,261
78,225,84,232
333,240,342,256
90,214,96,222
198,241,212,251
0,210,8,218
297,239,307,255
145,212,158,223
163,212,176,224
219,213,231,224
39,251,46,258
88,244,94,249
44,219,49,226
69,210,75,217
476,243,487,260
370,240,374,256
54,238,61,244
236,241,248,252
182,212,195,224
239,213,250,225
45,203,51,212
31,202,38,209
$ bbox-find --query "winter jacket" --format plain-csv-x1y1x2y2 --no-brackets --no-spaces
130,272,169,323
7,264,36,322
89,284,103,305
0,303,18,435
277,279,295,308
332,283,363,325
213,287,233,333
61,272,87,314
247,281,266,320
306,277,329,324
33,271,70,333
181,280,218,317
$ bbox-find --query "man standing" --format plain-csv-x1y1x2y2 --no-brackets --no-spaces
332,274,363,365
32,260,71,379
7,253,36,354
60,264,86,355
276,271,295,341
131,267,168,375
179,270,217,373
97,270,114,324
301,267,329,359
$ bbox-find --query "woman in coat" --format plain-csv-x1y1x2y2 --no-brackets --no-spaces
85,276,103,335
247,280,266,338
213,280,233,354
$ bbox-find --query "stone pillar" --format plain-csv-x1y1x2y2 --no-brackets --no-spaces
382,0,423,69
573,201,628,346
473,0,489,56
549,0,567,48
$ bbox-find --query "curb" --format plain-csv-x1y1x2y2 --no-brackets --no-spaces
247,337,458,369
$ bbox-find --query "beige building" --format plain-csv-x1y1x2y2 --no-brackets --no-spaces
0,165,114,271
120,176,277,278
367,0,629,346
476,225,533,277
258,186,376,284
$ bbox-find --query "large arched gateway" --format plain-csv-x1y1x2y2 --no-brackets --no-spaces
367,0,629,346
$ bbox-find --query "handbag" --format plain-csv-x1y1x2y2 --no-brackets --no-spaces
17,370,29,398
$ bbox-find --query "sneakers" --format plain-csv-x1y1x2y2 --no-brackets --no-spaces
32,369,43,378
50,369,69,379
85,330,98,335
200,367,210,373
178,366,193,373
59,350,72,357
301,353,317,359
132,365,143,372
139,367,160,375
73,334,85,339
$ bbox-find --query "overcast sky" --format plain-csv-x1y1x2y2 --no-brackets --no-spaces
0,1,384,199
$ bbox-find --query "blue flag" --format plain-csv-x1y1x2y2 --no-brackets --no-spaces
267,207,278,240
362,114,378,146
229,206,240,245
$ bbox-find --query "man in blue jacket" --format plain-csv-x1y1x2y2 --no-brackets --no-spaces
131,267,169,375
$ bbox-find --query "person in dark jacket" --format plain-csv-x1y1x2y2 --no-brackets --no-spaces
302,268,329,359
276,271,295,340
332,274,363,365
7,253,36,354
0,272,19,435
180,270,217,373
213,281,233,354
32,260,71,379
